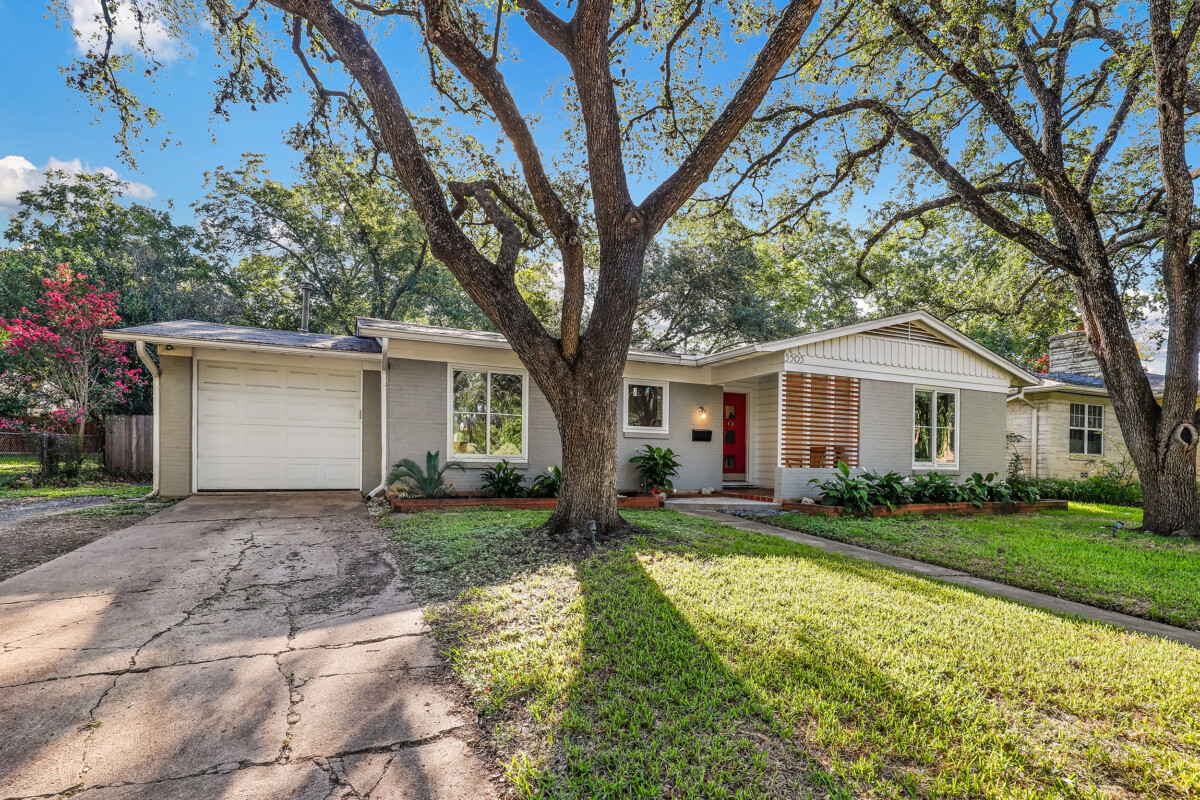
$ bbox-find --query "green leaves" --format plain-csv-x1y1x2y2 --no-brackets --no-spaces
387,450,466,498
628,445,681,493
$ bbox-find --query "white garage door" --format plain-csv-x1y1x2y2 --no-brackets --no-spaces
195,359,361,490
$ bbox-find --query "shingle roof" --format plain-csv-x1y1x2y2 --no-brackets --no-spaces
106,320,382,354
1032,370,1167,395
355,317,694,362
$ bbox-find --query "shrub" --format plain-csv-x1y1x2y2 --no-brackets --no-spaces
860,469,911,509
1030,475,1142,506
810,462,873,514
481,460,525,498
527,465,562,498
26,431,85,481
628,445,681,493
810,467,1044,511
387,450,464,498
908,471,959,504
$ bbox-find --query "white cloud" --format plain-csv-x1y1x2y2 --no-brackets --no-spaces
0,155,156,209
0,156,41,209
69,0,178,60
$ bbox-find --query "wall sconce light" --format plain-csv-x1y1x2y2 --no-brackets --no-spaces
698,406,708,420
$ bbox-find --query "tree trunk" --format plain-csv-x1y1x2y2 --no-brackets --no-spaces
540,372,630,538
1140,458,1200,535
1073,271,1200,536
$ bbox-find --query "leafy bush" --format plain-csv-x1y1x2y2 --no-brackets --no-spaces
387,450,464,498
629,445,681,493
908,471,959,504
1029,475,1142,506
480,460,525,498
810,462,873,514
809,466,1042,512
860,470,911,510
26,432,84,481
527,465,562,498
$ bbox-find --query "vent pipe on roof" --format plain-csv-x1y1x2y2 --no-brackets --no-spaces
300,280,313,333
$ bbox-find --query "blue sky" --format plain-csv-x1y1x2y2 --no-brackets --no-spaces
0,0,784,227
0,1,307,224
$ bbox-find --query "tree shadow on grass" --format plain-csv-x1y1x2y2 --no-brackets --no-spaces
397,509,1200,799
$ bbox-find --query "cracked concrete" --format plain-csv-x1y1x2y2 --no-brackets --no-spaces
0,492,499,800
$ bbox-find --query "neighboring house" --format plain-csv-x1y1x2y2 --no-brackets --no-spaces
104,310,1037,500
1006,330,1165,479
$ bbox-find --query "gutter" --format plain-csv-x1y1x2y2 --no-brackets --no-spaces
134,342,161,497
1010,387,1039,478
367,337,390,499
104,332,379,362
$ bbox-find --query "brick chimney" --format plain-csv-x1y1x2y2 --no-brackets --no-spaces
1048,330,1103,377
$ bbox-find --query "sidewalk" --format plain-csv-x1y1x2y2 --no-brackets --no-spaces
683,510,1200,650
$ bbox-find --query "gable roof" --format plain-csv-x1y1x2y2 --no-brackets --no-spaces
104,320,382,355
692,310,1039,385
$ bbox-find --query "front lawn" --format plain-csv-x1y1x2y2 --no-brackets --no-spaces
384,509,1200,799
0,455,148,499
748,504,1200,630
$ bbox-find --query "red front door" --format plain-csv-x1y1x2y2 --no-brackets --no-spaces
722,392,747,480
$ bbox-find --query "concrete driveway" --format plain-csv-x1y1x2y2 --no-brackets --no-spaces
0,493,498,799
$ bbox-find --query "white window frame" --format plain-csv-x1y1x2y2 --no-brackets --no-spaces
446,364,529,463
623,378,670,434
1069,402,1104,456
912,386,960,469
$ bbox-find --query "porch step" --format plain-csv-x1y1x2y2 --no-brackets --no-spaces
664,497,782,513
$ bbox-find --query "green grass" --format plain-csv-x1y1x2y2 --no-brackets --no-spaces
65,499,175,518
384,509,1200,799
0,455,149,499
747,504,1200,630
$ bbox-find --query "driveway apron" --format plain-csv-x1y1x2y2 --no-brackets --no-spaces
0,492,497,799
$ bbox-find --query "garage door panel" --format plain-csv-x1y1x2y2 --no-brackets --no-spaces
199,362,244,386
285,397,322,422
286,370,322,392
325,372,360,393
246,367,284,388
196,359,361,491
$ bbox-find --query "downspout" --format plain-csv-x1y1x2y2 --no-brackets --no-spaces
367,337,389,498
134,341,161,497
1012,387,1039,478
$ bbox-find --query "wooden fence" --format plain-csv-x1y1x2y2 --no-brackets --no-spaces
104,416,153,474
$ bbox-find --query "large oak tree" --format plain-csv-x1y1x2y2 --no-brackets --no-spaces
55,0,823,535
729,0,1200,535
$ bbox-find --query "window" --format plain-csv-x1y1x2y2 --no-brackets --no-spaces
624,380,669,433
1069,402,1103,456
449,368,525,459
914,388,957,467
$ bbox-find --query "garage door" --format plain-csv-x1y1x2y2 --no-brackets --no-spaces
195,359,361,490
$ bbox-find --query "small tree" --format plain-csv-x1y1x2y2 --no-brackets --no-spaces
0,264,144,439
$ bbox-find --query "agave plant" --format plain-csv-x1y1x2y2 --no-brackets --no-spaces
387,450,465,498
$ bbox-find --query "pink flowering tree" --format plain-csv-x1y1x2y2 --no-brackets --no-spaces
0,265,144,439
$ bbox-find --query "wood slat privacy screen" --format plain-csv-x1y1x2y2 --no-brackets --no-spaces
780,373,860,468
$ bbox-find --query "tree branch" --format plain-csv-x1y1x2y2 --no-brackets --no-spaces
641,0,823,232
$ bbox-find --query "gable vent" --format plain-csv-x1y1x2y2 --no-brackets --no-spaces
869,321,949,346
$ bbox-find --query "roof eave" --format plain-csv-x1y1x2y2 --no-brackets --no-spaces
102,330,380,360
356,321,697,365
